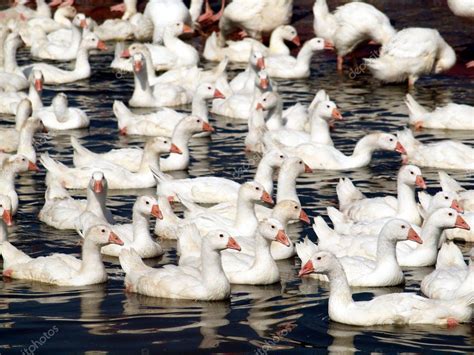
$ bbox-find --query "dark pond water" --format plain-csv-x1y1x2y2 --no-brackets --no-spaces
0,0,473,353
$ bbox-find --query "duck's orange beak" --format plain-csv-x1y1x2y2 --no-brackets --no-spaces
109,231,124,246
226,237,241,251
93,179,103,193
304,163,312,173
407,228,422,244
170,144,182,154
121,49,131,58
455,215,470,230
151,204,163,219
97,40,107,51
298,260,314,277
256,57,265,70
415,175,426,189
276,229,290,247
260,191,274,205
450,200,463,213
324,40,335,50
292,35,301,46
395,142,407,154
2,209,13,226
202,121,214,132
213,89,225,99
35,79,43,92
182,24,194,34
299,209,310,224
331,108,343,120
28,161,39,172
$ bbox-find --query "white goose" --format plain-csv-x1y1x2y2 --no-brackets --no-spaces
30,13,86,61
0,154,39,215
365,28,456,87
39,171,115,230
37,93,89,130
40,137,173,190
1,225,124,286
265,37,332,79
0,33,29,91
218,0,293,44
73,115,211,172
298,251,474,327
447,0,474,18
229,49,266,95
203,25,300,63
297,219,422,287
421,244,474,299
100,196,164,259
313,0,396,71
1,116,45,163
24,4,76,37
119,229,240,300
282,132,405,170
0,99,33,152
128,52,190,108
439,171,474,211
114,83,223,137
397,129,474,170
337,165,427,224
405,94,474,130
22,31,107,85
314,208,470,267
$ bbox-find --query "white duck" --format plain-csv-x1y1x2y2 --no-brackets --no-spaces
218,0,293,44
397,129,474,170
0,98,33,151
297,219,422,287
154,195,184,239
2,116,45,163
0,154,39,215
0,69,43,114
283,132,405,170
203,25,300,63
313,0,396,71
114,83,223,137
365,28,456,87
439,171,474,211
39,171,115,230
144,0,201,43
298,251,474,327
30,13,86,61
265,37,332,79
1,225,124,286
37,93,89,130
229,49,266,95
337,165,427,224
22,31,107,85
73,115,211,172
221,219,290,285
331,190,462,238
119,229,240,300
265,96,342,147
405,94,474,130
315,208,470,267
40,137,174,190
0,33,29,91
447,0,474,18
100,196,164,259
422,244,474,299
24,4,76,37
128,52,190,108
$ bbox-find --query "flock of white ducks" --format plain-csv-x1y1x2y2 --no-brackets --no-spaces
0,0,473,330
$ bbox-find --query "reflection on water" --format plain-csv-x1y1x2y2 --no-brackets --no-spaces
0,0,473,352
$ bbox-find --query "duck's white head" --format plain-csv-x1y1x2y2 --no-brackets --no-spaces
380,218,422,244
249,49,265,70
81,31,107,51
375,133,406,154
165,21,193,38
298,250,338,277
429,191,463,213
305,37,334,51
240,181,274,205
7,154,38,173
435,43,456,74
195,83,225,100
282,156,312,174
204,230,241,252
258,218,290,246
89,171,107,194
427,207,470,231
255,69,270,90
398,165,426,189
277,25,300,46
314,100,342,121
178,115,214,135
255,91,279,111
272,200,310,224
146,136,181,155
261,148,287,169
135,195,162,219
28,69,43,92
85,224,124,246
72,13,88,29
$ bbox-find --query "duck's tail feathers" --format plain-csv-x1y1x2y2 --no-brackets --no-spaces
295,236,319,264
436,242,465,269
326,206,347,226
455,292,474,307
203,31,220,61
0,241,32,267
313,0,330,16
336,177,365,208
177,193,203,214
417,191,432,219
212,56,229,77
71,136,94,160
364,56,407,83
119,248,149,275
176,223,202,259
312,216,338,245
114,42,125,59
404,94,427,123
113,100,134,128
439,171,464,193
44,179,70,201
40,153,68,175
150,166,171,184
308,89,329,112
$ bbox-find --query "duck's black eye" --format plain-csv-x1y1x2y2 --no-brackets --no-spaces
208,86,211,90
445,196,449,200
326,105,330,108
219,233,224,238
299,161,302,164
271,225,275,229
401,225,406,229
263,98,267,102
449,212,453,216
256,187,260,191
163,140,168,144
389,138,393,142
197,119,201,123
317,257,322,260
279,155,284,158
101,229,105,233
146,201,150,205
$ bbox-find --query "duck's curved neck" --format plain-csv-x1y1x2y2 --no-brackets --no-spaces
189,0,204,22
132,208,151,244
133,66,153,102
28,83,43,111
266,100,283,129
328,262,353,306
234,195,257,236
138,146,160,173
79,239,106,275
200,239,228,287
271,208,291,230
4,40,21,74
54,9,72,25
17,123,35,160
276,164,299,203
396,179,419,224
74,47,92,77
53,99,68,122
269,30,289,56
35,0,51,18
123,0,138,20
295,44,314,68
374,235,398,269
420,218,443,248
350,134,378,167
254,158,275,196
310,115,331,145
191,94,209,121
157,196,181,222
86,188,108,219
252,232,275,268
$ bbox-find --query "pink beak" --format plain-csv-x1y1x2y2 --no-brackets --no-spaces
109,231,124,246
299,260,314,277
450,200,463,213
93,180,103,193
151,204,163,219
455,215,470,230
292,35,301,46
415,175,427,189
2,209,13,226
261,191,274,205
407,228,422,244
395,142,407,155
213,89,225,99
121,49,131,58
226,237,241,251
